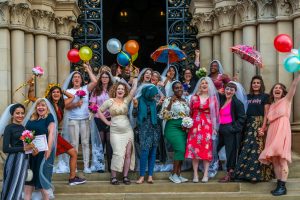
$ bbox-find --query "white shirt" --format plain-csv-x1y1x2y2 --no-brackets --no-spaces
66,85,89,120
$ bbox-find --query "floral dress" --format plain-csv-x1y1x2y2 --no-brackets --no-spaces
185,95,213,161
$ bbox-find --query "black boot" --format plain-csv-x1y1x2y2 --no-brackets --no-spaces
270,180,280,194
271,180,287,196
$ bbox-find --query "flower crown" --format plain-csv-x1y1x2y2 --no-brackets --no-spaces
44,83,61,97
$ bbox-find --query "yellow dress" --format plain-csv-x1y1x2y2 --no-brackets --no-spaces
100,95,135,172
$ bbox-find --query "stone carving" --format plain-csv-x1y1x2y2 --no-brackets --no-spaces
56,16,77,37
31,9,54,32
0,0,11,26
10,3,30,26
213,5,237,28
236,0,257,22
191,12,213,34
290,0,300,13
253,0,276,18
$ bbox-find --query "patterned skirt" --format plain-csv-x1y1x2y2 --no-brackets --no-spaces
234,116,273,182
1,152,28,200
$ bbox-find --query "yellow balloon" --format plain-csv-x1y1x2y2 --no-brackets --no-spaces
132,52,138,62
79,46,93,61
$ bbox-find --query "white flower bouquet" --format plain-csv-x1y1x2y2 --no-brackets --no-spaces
182,117,193,129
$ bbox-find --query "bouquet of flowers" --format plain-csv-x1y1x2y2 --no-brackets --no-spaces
182,117,194,129
76,90,87,99
195,67,207,79
32,66,44,77
20,130,35,144
88,104,99,114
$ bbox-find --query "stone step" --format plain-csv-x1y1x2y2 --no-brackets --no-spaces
54,191,300,200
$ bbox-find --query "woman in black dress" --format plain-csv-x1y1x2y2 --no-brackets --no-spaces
234,75,273,182
0,104,37,200
23,98,58,200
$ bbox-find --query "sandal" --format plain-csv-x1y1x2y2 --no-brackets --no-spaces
111,177,120,185
123,176,131,185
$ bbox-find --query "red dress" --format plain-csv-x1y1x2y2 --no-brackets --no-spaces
185,95,213,161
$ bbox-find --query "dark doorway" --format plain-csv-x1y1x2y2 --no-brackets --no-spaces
103,0,166,72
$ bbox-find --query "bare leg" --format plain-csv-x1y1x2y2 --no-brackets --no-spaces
272,157,282,180
111,170,117,178
280,158,289,181
40,189,49,200
192,159,199,178
123,142,133,177
203,160,210,178
66,148,78,179
24,185,34,200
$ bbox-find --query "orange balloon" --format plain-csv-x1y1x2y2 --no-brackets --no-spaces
125,40,139,55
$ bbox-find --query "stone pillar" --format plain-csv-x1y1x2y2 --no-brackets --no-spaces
199,37,213,68
220,31,234,76
57,39,71,85
213,34,221,61
293,16,300,122
233,29,243,82
11,30,25,103
0,1,11,113
48,38,57,83
242,25,257,90
25,33,35,79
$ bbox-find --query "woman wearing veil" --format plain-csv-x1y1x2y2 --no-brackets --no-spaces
0,104,37,200
185,77,219,183
208,60,231,93
161,65,179,97
217,81,247,183
23,98,58,200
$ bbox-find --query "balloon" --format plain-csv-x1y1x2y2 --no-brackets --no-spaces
107,38,122,54
132,52,138,62
283,56,300,73
288,49,299,58
79,46,93,61
274,34,293,53
67,49,80,63
117,51,131,67
124,40,139,55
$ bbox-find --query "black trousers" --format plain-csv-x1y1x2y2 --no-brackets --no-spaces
217,124,240,171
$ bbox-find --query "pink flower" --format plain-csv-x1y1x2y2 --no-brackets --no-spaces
88,104,99,114
32,66,44,76
76,90,86,98
20,130,35,144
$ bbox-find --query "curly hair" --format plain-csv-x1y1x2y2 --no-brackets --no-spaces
92,71,113,97
269,83,288,103
249,75,265,95
109,82,129,98
46,86,65,115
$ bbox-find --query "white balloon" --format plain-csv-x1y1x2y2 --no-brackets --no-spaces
106,38,122,54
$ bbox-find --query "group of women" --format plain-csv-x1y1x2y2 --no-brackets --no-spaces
1,52,299,199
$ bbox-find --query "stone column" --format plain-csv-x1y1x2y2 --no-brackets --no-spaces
0,1,11,113
242,25,257,89
48,37,57,83
293,16,300,122
213,34,221,61
215,5,236,76
32,9,54,97
233,29,243,82
25,33,35,79
199,37,213,68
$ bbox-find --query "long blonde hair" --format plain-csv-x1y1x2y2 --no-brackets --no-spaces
30,98,50,120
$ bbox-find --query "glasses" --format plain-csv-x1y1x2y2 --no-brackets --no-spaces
225,87,235,92
101,76,109,79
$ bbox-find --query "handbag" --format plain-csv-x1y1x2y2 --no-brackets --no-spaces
26,168,33,182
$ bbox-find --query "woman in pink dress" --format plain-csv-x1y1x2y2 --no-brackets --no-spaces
185,77,219,183
259,74,300,196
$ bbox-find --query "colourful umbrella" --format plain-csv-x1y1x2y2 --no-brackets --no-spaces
231,45,263,68
151,45,187,64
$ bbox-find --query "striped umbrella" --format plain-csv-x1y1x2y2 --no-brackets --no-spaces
151,45,187,64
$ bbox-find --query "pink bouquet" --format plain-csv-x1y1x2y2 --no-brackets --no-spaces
76,90,87,99
88,104,99,114
32,66,44,76
20,130,35,144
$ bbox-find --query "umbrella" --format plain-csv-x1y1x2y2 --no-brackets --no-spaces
151,45,187,64
231,45,263,68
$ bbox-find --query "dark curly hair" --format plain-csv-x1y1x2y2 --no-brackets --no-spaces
92,71,113,97
46,86,65,115
249,75,265,95
269,83,288,103
109,82,129,98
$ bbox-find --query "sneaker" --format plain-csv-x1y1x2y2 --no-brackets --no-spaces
69,176,87,186
201,176,208,183
179,175,188,183
83,167,92,174
169,174,181,184
193,176,199,183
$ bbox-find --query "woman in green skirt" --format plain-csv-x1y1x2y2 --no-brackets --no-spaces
160,81,190,183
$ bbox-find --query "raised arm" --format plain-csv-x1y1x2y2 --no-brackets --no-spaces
27,77,37,102
63,90,75,107
129,78,138,98
286,73,300,102
84,63,97,92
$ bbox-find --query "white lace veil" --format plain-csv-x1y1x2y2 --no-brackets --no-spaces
229,81,248,112
137,68,152,84
62,71,76,90
192,77,220,131
23,98,58,190
0,104,14,136
209,60,224,75
161,65,179,81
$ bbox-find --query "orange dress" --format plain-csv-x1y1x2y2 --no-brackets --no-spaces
259,97,292,164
